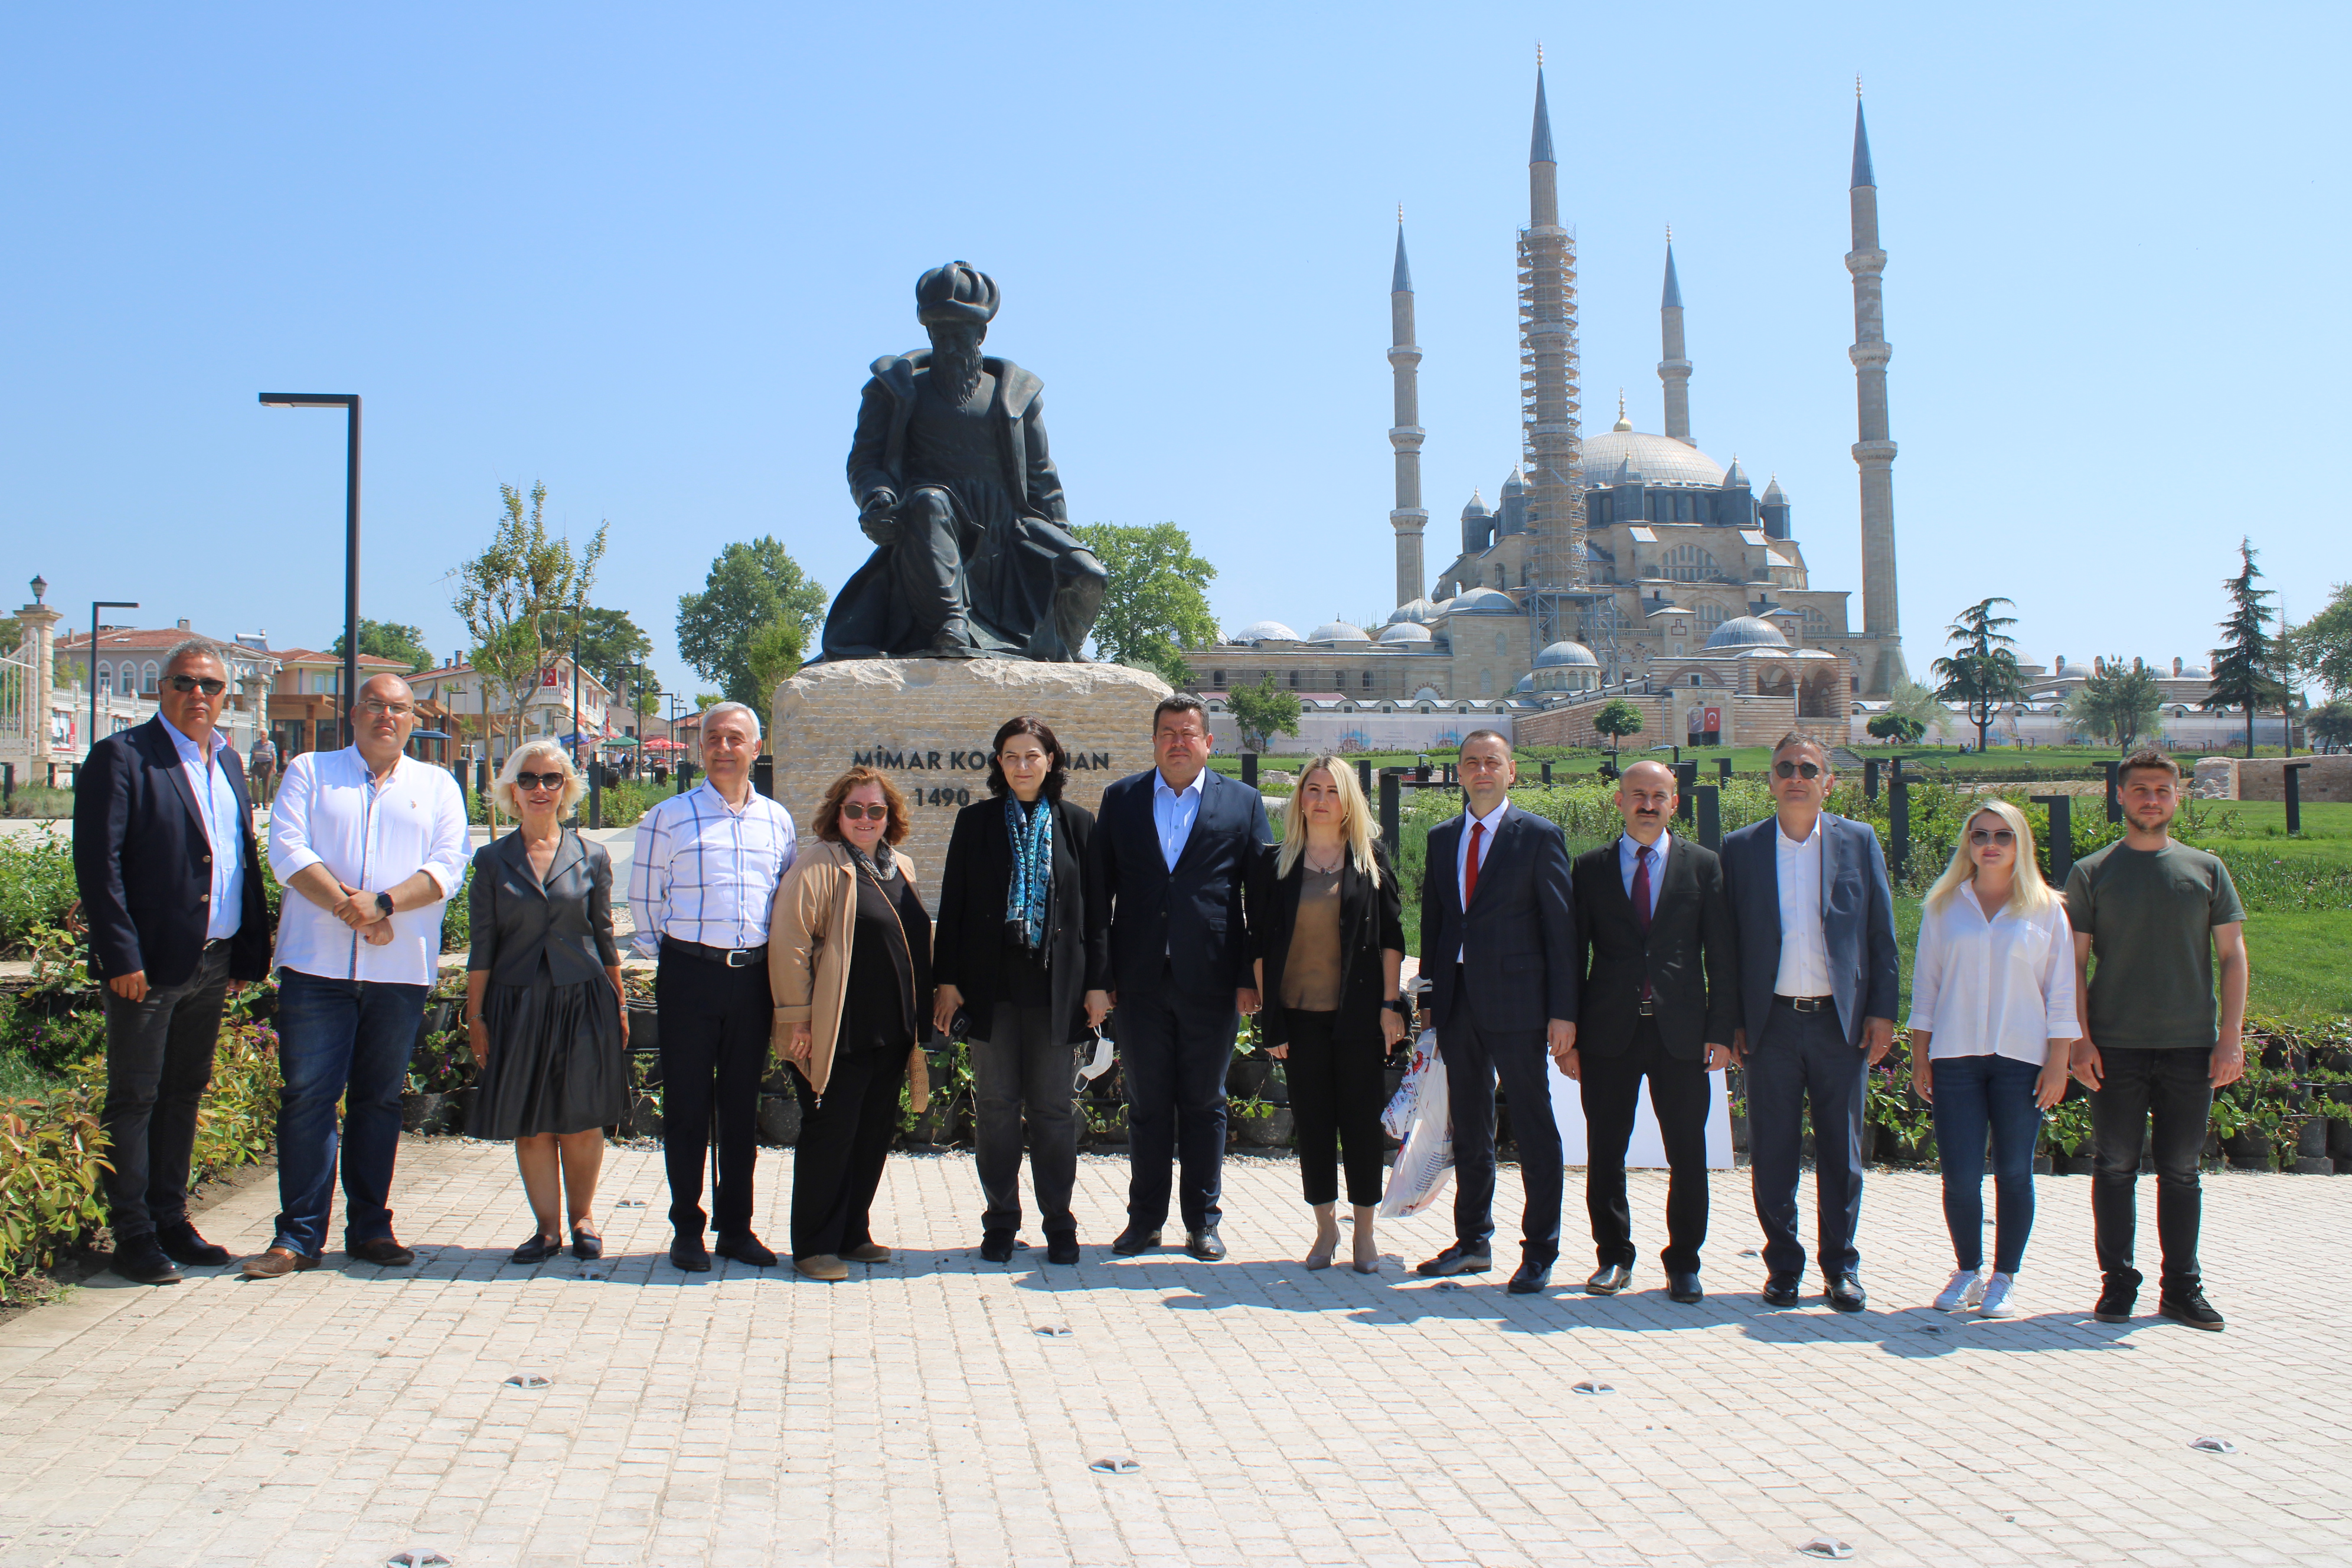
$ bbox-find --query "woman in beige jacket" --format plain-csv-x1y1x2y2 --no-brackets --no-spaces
769,766,933,1282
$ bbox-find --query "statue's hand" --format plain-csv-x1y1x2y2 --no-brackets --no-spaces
858,489,899,546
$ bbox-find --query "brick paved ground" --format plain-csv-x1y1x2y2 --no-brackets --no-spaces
2,1141,2347,1567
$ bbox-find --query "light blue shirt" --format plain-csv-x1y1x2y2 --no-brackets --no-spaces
1618,830,1670,920
162,715,245,942
1152,769,1206,871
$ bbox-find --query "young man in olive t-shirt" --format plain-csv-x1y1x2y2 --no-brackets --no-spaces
2063,749,2246,1332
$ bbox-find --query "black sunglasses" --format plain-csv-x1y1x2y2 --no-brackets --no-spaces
514,772,565,792
167,674,227,696
1772,760,1823,780
839,802,890,821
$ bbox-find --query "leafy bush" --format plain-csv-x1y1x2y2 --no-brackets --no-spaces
0,1093,109,1279
0,828,77,957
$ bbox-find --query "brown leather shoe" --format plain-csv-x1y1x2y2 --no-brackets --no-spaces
241,1246,321,1280
795,1253,849,1282
841,1242,891,1264
347,1236,417,1268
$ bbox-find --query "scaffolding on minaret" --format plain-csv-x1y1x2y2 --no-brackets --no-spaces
1518,53,1595,649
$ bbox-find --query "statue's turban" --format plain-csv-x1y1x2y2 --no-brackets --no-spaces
916,261,999,326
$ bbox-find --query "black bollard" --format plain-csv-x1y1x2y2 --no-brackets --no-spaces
1357,757,1373,797
1674,760,1697,821
1379,769,1400,849
1890,776,1910,881
2285,762,2312,835
1242,752,1259,789
1541,761,1553,785
1694,783,1721,850
752,755,774,799
2103,760,2122,824
2030,793,2074,884
1717,756,1732,783
1864,758,1881,802
474,757,490,800
589,754,603,829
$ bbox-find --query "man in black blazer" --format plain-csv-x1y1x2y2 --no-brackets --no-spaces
1084,694,1272,1260
1565,760,1738,1304
1417,730,1578,1293
71,640,272,1285
1719,733,1899,1312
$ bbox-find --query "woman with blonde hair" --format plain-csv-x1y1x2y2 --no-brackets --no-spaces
769,766,932,1282
1255,756,1406,1272
465,741,629,1264
1908,797,2078,1317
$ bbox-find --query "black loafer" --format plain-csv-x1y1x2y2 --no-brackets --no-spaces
1110,1226,1162,1256
1825,1272,1868,1312
979,1229,1016,1264
109,1241,182,1286
1668,1271,1704,1304
347,1236,417,1268
509,1234,560,1265
669,1234,711,1272
1507,1259,1554,1295
155,1222,230,1267
1761,1273,1801,1307
1044,1232,1080,1266
570,1227,602,1261
714,1233,778,1268
1185,1228,1226,1262
1416,1245,1493,1277
1585,1263,1633,1295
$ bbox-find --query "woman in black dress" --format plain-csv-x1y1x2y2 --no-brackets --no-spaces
465,742,629,1264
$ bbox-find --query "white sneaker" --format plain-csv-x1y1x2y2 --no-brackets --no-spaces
1977,1272,2018,1318
1933,1268,1986,1312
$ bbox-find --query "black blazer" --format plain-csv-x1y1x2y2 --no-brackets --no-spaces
933,793,1109,1045
1419,802,1579,1035
1255,839,1406,1049
1087,766,1273,999
1570,834,1739,1060
72,716,270,986
1718,812,1900,1049
466,829,622,989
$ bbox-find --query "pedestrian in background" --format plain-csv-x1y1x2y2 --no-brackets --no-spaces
246,731,277,805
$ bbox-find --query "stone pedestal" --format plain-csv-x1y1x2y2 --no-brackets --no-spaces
770,658,1174,900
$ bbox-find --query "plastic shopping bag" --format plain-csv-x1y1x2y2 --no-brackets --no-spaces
1379,1030,1452,1219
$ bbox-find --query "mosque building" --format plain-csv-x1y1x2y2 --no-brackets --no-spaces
1200,64,1907,752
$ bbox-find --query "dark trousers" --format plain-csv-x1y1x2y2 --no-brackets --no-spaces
791,1046,903,1259
1441,972,1563,1263
890,487,977,641
1745,1000,1868,1279
1929,1053,2044,1275
99,941,231,1244
1580,1016,1711,1275
974,1005,1079,1235
2089,1046,2212,1292
1119,975,1240,1233
655,948,771,1240
1283,1007,1387,1207
273,970,428,1256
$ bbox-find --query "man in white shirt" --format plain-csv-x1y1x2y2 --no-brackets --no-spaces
248,675,470,1279
628,702,797,1271
1718,733,1899,1312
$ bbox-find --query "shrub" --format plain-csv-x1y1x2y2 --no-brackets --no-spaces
0,1092,110,1279
0,828,77,958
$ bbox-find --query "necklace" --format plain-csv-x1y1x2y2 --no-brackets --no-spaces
1303,845,1345,874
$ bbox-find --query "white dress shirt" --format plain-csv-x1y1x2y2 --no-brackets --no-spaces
1772,814,1833,998
1617,829,1671,919
161,715,246,942
628,780,799,958
1151,769,1206,871
1454,798,1509,961
1908,883,2079,1063
268,748,471,986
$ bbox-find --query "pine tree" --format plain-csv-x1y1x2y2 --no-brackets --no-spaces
2204,538,2288,759
1930,597,2023,753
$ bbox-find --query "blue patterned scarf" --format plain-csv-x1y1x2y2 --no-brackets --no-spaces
1004,795,1053,952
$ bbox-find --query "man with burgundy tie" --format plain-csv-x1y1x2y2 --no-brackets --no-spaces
1416,730,1578,1293
1562,760,1739,1304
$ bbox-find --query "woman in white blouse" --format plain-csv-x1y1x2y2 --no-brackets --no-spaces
1908,799,2077,1318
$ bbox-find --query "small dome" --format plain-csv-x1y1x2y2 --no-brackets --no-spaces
1307,620,1370,643
1448,588,1517,614
1501,466,1525,495
1513,673,1536,693
2178,664,2209,678
1534,639,1599,668
1703,615,1790,651
1461,489,1489,519
1412,685,1444,702
1387,598,1440,625
1233,620,1299,644
1378,622,1434,644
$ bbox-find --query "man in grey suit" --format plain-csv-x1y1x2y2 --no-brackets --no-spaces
1719,732,1899,1311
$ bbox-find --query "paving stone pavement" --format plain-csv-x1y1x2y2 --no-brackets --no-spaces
2,1140,2348,1568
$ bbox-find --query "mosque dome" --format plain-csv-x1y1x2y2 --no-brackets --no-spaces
1533,639,1599,668
1530,638,1600,695
1307,620,1370,643
1233,620,1299,644
1703,615,1790,651
1447,587,1517,614
1387,598,1441,625
1461,491,1491,520
1513,673,1536,693
1377,621,1433,643
1580,429,1727,489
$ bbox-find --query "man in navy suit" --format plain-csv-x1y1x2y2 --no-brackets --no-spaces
71,639,272,1285
1085,694,1272,1260
1416,730,1578,1293
1719,732,1899,1311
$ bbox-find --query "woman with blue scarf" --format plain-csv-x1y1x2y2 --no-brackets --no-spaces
934,717,1110,1265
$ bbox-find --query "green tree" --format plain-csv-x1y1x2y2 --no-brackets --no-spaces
560,605,659,710
742,618,805,713
1227,675,1301,752
1592,698,1645,759
450,482,608,774
675,538,828,709
2065,658,2162,749
2311,696,2352,752
1884,677,1945,738
1865,712,1925,746
1930,596,2024,753
330,619,437,673
2204,538,2289,759
1072,522,1219,687
694,692,723,711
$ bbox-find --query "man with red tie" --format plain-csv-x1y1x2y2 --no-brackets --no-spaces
1415,730,1578,1293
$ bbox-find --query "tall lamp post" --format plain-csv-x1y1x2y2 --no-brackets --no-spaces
257,393,360,746
89,599,140,761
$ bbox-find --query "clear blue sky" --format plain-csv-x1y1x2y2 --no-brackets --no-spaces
4,3,2344,697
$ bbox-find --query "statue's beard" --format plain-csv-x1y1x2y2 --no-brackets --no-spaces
932,333,986,404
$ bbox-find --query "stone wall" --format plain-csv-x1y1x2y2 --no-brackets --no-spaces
771,658,1173,901
2196,754,2352,803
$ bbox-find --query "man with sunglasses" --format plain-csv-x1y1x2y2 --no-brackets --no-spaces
253,673,470,1279
1719,732,1898,1311
73,640,273,1283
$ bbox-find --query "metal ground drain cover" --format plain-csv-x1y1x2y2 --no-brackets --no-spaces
1434,1280,1464,1292
2190,1436,2237,1454
1572,1381,1613,1396
1737,1249,1760,1257
1089,1455,1141,1475
1798,1537,1854,1560
502,1374,549,1390
386,1553,451,1567
578,1269,609,1281
613,1199,646,1208
1035,1325,1073,1338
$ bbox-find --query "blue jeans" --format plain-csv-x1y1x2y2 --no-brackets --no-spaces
273,970,427,1256
1929,1053,2044,1274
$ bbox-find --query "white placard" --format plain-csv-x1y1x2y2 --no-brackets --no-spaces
1549,1057,1733,1168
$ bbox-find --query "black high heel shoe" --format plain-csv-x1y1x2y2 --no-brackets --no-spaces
571,1226,603,1261
510,1233,560,1265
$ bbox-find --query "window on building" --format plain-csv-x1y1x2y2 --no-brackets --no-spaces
1479,670,1492,694
1211,670,1224,688
1493,632,1507,656
1698,602,1726,632
1690,674,1702,687
141,661,159,693
1663,544,1720,583
95,661,112,693
1361,671,1374,691
1287,671,1298,688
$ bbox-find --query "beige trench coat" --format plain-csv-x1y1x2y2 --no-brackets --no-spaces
767,838,929,1105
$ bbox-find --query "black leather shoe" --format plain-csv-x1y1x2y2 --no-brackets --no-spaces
669,1234,711,1272
509,1233,560,1265
1507,1259,1553,1295
155,1222,230,1267
1416,1245,1493,1277
1667,1271,1704,1304
110,1240,182,1286
1585,1263,1633,1295
1110,1226,1162,1256
347,1236,416,1268
979,1229,1016,1264
2158,1288,2226,1331
1185,1228,1226,1262
1045,1232,1080,1266
714,1233,778,1268
570,1226,602,1261
1760,1273,1801,1307
1825,1272,1868,1312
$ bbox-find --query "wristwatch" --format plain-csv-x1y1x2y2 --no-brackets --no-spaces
1382,999,1407,1014
375,891,396,919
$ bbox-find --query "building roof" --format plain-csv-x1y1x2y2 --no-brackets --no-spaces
1307,620,1371,643
1761,474,1788,504
1377,622,1434,644
1391,224,1413,293
1446,588,1517,615
57,626,279,662
1703,615,1791,651
271,648,410,668
1721,457,1750,490
1530,66,1555,164
1852,99,1876,189
1534,639,1599,668
1661,243,1683,311
1387,597,1442,625
1583,429,1726,489
1232,620,1300,644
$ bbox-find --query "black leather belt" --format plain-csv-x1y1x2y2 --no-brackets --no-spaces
662,936,767,968
1774,994,1835,1012
1636,1000,1656,1016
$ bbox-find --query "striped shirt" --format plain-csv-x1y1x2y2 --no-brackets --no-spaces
628,781,798,958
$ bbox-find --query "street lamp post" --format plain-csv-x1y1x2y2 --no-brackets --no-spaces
89,599,140,762
257,393,360,745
